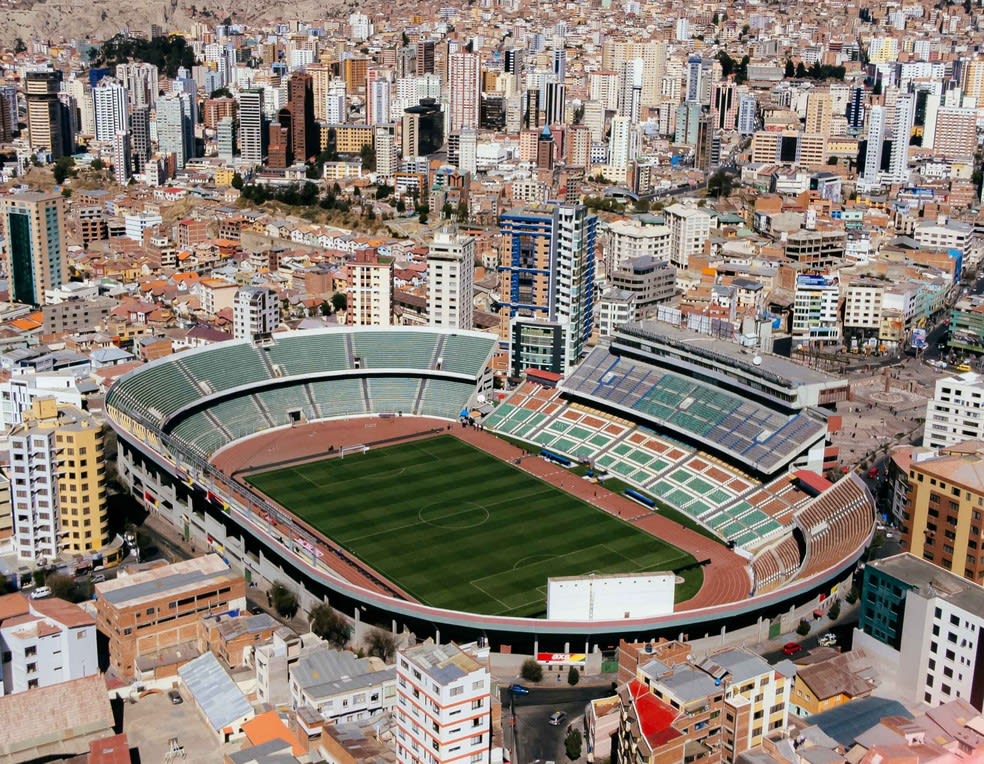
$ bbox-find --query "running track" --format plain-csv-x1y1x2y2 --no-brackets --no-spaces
211,416,752,611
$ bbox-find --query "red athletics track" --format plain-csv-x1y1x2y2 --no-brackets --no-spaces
211,416,752,611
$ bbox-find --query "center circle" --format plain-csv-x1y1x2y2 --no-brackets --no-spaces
418,501,491,529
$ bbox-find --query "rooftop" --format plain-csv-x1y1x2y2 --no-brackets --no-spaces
868,553,984,616
402,640,482,685
95,553,240,609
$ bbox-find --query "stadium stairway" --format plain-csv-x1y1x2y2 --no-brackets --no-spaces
252,395,276,428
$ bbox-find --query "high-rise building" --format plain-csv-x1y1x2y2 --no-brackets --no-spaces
861,104,886,188
287,71,316,163
394,640,491,764
664,203,711,269
497,203,596,370
712,81,737,131
8,398,109,561
899,440,984,584
239,88,265,165
402,98,443,157
347,249,393,326
737,92,758,134
93,78,129,142
448,52,481,131
415,40,436,76
0,84,18,142
368,77,391,125
374,125,398,177
217,116,236,162
129,105,151,174
805,89,832,136
619,58,643,123
0,192,66,306
427,229,475,330
233,286,279,341
932,106,977,158
924,372,984,450
544,81,566,126
116,62,158,108
25,71,70,158
685,54,703,103
887,92,915,183
156,92,193,169
112,130,132,184
846,85,865,133
608,115,639,172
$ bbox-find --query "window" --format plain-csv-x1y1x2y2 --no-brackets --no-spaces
450,686,464,697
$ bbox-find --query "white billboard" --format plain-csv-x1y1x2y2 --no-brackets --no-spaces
546,572,676,621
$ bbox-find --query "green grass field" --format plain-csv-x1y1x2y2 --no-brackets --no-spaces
246,435,701,617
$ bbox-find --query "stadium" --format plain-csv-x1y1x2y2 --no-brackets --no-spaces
105,322,875,650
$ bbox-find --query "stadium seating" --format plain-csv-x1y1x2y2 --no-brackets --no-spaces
307,378,368,419
255,386,317,426
796,474,874,578
561,347,826,475
353,331,439,370
265,332,350,376
106,360,202,424
439,334,497,376
417,378,475,417
751,535,803,594
169,411,229,455
208,396,268,441
179,344,272,392
366,377,422,414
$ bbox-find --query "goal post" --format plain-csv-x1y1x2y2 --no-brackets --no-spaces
339,444,369,459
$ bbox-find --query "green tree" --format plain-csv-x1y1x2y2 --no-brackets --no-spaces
90,158,105,171
796,620,811,637
364,628,398,662
565,729,582,760
520,658,543,682
567,666,580,686
270,581,298,618
827,599,841,620
784,59,795,78
309,603,351,648
46,573,76,600
14,37,27,54
210,87,232,98
231,172,244,190
442,201,454,219
359,143,376,172
455,200,469,223
396,198,406,213
52,156,75,184
795,62,807,79
331,291,348,312
707,170,735,198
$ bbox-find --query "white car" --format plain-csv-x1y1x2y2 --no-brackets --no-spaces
30,586,52,600
818,633,837,647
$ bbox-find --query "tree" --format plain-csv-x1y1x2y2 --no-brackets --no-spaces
231,172,244,190
567,666,580,686
520,658,543,682
46,573,76,600
707,170,735,198
359,143,376,172
396,198,406,213
270,581,298,618
52,156,75,184
90,158,105,171
784,59,795,78
442,201,454,219
331,291,348,312
14,37,27,54
827,599,841,620
565,729,582,760
210,87,232,98
309,603,351,648
795,62,807,79
796,620,811,637
364,628,398,662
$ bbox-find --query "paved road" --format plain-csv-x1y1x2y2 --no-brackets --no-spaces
500,685,615,764
761,617,859,664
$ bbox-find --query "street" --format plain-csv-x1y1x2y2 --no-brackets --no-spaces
500,685,615,764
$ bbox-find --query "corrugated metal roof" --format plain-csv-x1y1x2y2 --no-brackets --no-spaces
178,652,253,731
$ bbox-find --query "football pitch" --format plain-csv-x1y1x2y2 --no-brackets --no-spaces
246,435,701,617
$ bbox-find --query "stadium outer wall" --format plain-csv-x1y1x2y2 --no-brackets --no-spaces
111,418,870,654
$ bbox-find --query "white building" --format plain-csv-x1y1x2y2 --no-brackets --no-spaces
395,640,491,764
792,274,840,345
427,230,475,330
924,372,984,449
664,203,711,270
8,413,61,561
0,593,98,695
289,645,396,724
842,279,885,334
92,79,129,143
857,554,984,712
596,288,637,338
914,219,974,259
0,371,86,431
604,220,671,273
123,211,163,242
233,286,279,341
347,251,393,326
238,89,264,165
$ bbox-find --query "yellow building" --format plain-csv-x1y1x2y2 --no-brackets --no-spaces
332,124,375,154
790,651,874,716
902,440,984,583
214,167,236,187
10,398,109,558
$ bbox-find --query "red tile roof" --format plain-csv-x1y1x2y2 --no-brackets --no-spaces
627,680,682,749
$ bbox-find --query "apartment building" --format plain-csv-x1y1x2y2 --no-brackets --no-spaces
233,286,279,341
0,593,98,695
900,439,984,583
923,373,984,450
792,274,840,346
427,230,475,331
94,554,246,678
664,204,712,270
8,398,108,561
394,640,491,764
604,220,672,273
857,553,984,711
347,249,393,326
615,645,790,763
289,645,396,724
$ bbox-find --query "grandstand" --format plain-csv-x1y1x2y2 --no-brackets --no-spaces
105,327,497,458
562,347,827,477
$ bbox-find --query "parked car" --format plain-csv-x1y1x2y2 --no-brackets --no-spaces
509,684,530,695
548,711,567,726
91,573,106,584
30,586,52,600
818,633,837,647
783,642,802,656
168,689,183,705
